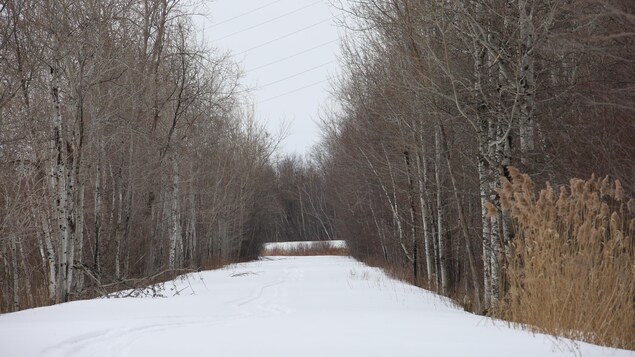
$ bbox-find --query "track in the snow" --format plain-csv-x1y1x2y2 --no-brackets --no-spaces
1,256,632,357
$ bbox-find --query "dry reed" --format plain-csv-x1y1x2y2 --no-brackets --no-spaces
498,168,634,350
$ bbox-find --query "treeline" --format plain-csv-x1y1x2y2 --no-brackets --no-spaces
270,155,336,243
0,0,280,312
316,0,634,348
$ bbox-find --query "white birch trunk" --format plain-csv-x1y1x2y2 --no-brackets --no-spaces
50,63,70,302
93,140,103,273
1,247,8,309
518,0,535,161
298,184,306,239
488,178,501,308
41,213,57,303
187,188,197,266
168,158,181,270
434,124,448,295
487,122,503,310
123,136,135,276
404,149,419,282
236,183,246,260
123,187,133,277
415,132,436,288
10,234,20,311
75,184,84,291
36,224,47,284
115,170,123,280
478,156,493,310
384,146,413,263
64,137,76,299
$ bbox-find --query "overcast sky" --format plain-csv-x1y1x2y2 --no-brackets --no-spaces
194,0,344,157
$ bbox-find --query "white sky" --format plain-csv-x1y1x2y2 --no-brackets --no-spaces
194,0,344,157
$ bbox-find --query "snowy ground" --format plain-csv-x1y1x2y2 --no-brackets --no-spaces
1,256,632,357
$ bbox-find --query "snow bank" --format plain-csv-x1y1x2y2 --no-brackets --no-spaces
0,256,631,357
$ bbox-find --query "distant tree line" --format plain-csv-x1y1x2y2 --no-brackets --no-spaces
269,154,336,243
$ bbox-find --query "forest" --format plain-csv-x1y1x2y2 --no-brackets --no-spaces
0,0,284,310
0,0,633,351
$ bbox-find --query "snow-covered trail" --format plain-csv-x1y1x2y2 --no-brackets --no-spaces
0,256,632,357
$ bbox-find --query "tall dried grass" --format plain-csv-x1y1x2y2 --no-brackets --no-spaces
498,167,634,350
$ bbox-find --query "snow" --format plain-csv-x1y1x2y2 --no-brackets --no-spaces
1,256,632,357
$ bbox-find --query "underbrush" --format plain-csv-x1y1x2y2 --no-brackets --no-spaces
351,169,634,350
96,257,255,299
0,257,250,313
76,257,250,300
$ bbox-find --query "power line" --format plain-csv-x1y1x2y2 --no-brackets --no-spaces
258,79,329,104
245,40,338,73
213,0,324,42
234,18,332,56
208,0,284,28
260,60,336,88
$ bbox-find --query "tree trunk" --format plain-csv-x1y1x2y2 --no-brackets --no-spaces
123,136,135,276
478,155,493,310
415,130,436,288
113,162,125,280
518,0,535,164
41,213,57,304
298,184,306,240
10,234,19,311
434,124,448,295
440,125,482,312
64,133,76,300
1,246,9,311
384,145,413,263
186,178,197,266
123,187,133,277
404,149,419,283
93,139,103,273
50,62,71,302
18,240,32,308
70,90,85,295
75,183,84,292
168,157,181,270
369,200,389,262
